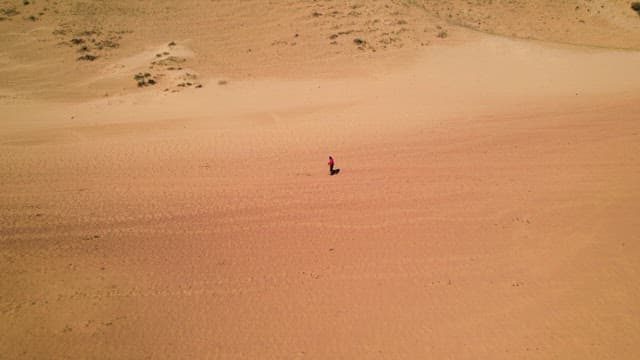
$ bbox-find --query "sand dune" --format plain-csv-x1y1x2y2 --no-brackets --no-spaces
1,1,640,358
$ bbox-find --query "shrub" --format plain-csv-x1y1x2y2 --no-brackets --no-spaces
77,54,97,61
0,8,20,17
95,40,119,49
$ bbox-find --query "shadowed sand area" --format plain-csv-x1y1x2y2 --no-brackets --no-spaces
1,1,640,358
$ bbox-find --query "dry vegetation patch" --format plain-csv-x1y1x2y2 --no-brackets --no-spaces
138,42,204,92
412,0,640,49
51,26,128,63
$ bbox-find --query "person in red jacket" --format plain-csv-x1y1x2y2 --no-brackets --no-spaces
328,156,335,175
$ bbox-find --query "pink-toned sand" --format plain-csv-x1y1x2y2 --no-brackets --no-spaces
1,1,640,358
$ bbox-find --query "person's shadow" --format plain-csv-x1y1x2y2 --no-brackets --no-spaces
330,168,340,176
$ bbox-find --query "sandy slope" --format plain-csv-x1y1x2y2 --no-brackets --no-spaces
2,1,640,359
419,0,640,50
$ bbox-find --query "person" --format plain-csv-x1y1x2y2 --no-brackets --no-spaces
328,156,335,175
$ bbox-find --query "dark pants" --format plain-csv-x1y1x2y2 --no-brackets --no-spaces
329,164,334,174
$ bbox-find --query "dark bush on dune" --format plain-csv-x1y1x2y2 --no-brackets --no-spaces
77,54,97,61
0,7,19,17
632,2,640,13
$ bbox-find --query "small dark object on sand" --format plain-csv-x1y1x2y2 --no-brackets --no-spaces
77,54,97,61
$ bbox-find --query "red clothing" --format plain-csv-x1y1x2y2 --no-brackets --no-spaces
328,157,336,175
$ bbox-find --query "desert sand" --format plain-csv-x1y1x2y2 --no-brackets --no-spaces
1,0,640,358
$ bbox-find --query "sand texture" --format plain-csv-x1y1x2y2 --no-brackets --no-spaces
1,0,640,358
